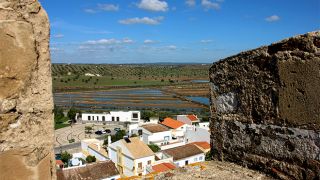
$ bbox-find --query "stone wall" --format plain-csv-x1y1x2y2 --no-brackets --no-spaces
0,0,55,179
209,31,320,179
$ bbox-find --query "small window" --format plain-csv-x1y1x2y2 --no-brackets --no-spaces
199,156,203,161
97,116,99,121
194,157,198,161
102,116,105,121
92,116,94,120
147,160,151,165
185,160,189,165
117,117,120,121
175,163,179,166
138,162,142,169
132,113,138,118
138,173,142,176
88,116,91,120
112,117,115,121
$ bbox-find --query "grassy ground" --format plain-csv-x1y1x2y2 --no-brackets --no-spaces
52,64,210,90
54,117,70,130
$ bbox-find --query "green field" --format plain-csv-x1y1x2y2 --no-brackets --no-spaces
52,64,210,91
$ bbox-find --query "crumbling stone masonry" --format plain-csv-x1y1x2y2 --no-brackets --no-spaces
0,0,55,179
210,31,320,179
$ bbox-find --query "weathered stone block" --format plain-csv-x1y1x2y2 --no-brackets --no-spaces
210,31,320,179
0,0,55,179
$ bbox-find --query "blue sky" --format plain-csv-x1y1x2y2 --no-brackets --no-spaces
40,0,320,64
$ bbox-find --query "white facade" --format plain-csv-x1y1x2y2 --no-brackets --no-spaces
81,111,140,123
173,153,205,167
81,139,108,161
108,138,155,177
176,115,199,125
171,124,188,138
197,122,209,130
185,126,210,143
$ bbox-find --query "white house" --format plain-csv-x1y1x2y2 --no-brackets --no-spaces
140,124,185,150
176,114,200,125
160,118,188,139
108,137,155,177
162,144,205,167
81,139,108,161
185,126,210,144
81,111,140,123
197,122,209,130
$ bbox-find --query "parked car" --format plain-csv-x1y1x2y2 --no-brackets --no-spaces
105,129,111,133
114,127,121,131
95,130,102,135
101,130,107,134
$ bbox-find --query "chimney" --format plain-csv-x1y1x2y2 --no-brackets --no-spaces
108,135,111,145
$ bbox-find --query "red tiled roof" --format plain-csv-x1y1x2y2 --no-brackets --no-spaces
152,163,176,173
56,160,64,166
191,142,210,150
187,114,199,122
161,118,185,129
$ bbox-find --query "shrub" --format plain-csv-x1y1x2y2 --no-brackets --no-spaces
86,155,96,163
148,144,160,152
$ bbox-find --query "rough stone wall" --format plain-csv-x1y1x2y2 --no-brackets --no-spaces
209,31,320,179
0,0,55,179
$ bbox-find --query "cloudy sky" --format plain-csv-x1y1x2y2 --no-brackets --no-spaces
40,0,320,64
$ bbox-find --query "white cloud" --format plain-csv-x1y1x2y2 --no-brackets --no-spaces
84,9,97,13
123,38,134,44
137,0,168,12
265,15,280,22
200,39,213,43
202,0,220,10
167,45,177,50
119,16,164,25
53,34,64,38
98,4,119,11
186,0,196,7
84,38,134,45
144,39,157,44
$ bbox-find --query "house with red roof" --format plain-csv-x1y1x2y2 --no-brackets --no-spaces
160,118,188,139
151,162,177,173
176,114,200,125
190,141,210,153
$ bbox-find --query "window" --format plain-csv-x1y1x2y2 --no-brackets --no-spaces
147,160,151,165
194,157,198,161
138,173,142,176
117,117,120,121
175,163,179,166
185,160,189,165
96,116,99,121
199,156,203,161
112,117,115,121
138,162,142,169
92,116,94,120
102,116,105,121
88,116,91,120
132,113,138,118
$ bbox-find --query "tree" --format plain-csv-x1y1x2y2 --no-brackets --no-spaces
141,110,156,121
111,130,126,142
61,151,72,164
67,106,81,121
85,126,93,134
148,144,160,152
86,155,96,163
54,105,64,121
205,150,213,161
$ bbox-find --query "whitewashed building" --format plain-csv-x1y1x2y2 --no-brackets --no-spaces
81,139,108,161
160,118,188,139
140,124,185,150
81,111,140,123
176,114,200,125
162,144,205,167
185,126,210,143
108,137,155,177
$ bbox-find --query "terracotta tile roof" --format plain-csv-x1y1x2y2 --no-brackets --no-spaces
121,137,154,159
187,114,199,122
191,142,210,150
56,160,64,166
141,124,170,133
152,162,177,173
161,118,185,129
162,144,204,161
56,161,119,180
